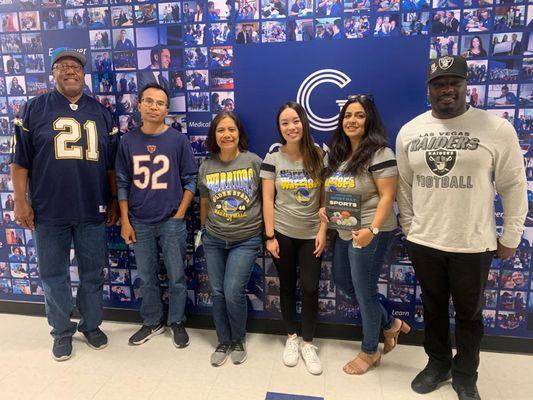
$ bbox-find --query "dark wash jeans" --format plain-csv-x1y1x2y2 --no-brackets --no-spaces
35,221,106,339
203,232,262,344
333,231,395,353
406,240,495,386
131,217,188,326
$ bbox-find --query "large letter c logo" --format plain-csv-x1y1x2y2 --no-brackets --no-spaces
296,69,351,132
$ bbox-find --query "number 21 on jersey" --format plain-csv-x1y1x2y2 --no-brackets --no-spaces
53,117,99,161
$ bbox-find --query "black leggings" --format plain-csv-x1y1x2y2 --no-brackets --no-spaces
273,230,322,342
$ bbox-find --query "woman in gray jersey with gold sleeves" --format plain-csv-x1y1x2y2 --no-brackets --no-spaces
319,95,410,375
198,111,263,367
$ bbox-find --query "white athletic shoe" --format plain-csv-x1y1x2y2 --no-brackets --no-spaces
300,342,323,375
282,334,299,367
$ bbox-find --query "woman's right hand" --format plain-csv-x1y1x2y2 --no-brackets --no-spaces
318,207,329,223
266,238,280,258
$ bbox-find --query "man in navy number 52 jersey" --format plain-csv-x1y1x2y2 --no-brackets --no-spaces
10,47,120,361
115,83,197,348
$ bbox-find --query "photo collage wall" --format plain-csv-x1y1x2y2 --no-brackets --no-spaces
0,0,531,338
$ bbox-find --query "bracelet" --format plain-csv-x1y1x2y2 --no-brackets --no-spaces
264,233,276,241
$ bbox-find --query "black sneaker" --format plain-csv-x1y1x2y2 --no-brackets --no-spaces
52,337,73,361
82,328,108,350
170,322,189,348
453,383,481,400
210,343,232,366
128,324,166,345
411,365,451,394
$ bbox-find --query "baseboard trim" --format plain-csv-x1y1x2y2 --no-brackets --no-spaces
1,300,531,354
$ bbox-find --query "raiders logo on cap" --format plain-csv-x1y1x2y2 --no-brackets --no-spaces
427,55,467,83
438,56,454,70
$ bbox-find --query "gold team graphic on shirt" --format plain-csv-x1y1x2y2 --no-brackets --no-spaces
279,169,319,204
205,168,256,221
325,172,356,192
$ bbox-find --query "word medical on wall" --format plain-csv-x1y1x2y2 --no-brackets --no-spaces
0,0,531,339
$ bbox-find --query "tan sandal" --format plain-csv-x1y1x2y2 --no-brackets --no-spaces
343,352,381,375
383,319,411,354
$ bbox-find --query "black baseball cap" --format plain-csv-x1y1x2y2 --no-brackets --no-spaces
427,56,467,83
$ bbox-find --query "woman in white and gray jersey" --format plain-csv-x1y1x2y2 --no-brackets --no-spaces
319,95,410,375
261,102,327,375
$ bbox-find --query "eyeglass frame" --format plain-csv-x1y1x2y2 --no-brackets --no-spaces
52,63,84,73
140,97,168,109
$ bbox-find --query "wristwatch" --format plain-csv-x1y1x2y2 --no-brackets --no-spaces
368,226,379,235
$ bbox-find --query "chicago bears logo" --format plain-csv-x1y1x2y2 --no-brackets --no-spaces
438,56,454,70
426,150,456,176
147,145,157,153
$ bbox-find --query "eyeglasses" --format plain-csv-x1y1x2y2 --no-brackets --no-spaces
141,98,167,108
348,94,375,102
53,64,84,72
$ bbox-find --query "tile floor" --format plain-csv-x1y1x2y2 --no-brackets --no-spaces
0,313,531,400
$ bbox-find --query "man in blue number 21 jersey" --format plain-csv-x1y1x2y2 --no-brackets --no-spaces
115,83,197,348
11,48,119,361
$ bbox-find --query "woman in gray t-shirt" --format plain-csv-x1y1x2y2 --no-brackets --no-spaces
261,102,327,375
319,95,410,374
198,111,263,367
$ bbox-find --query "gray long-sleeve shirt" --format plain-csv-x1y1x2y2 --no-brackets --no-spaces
396,107,527,253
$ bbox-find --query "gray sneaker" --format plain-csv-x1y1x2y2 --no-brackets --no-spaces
231,341,247,364
210,343,232,366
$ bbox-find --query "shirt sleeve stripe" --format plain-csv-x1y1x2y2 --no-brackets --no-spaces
368,159,397,172
13,118,29,132
260,163,275,173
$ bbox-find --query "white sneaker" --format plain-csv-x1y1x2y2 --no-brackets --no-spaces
282,334,299,367
300,342,323,375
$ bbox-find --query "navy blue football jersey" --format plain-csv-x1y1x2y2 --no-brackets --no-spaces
115,127,198,224
12,89,118,224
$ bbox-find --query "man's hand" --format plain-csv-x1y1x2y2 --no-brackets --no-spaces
107,199,120,226
496,241,516,259
14,198,34,230
121,221,137,245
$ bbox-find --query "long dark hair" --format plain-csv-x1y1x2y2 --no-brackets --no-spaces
206,111,249,153
470,35,485,53
327,96,388,176
277,101,324,183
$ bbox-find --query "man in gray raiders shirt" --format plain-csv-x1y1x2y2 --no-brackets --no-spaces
396,56,527,400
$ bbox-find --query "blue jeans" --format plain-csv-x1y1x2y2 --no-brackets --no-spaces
131,217,187,326
203,232,262,344
35,221,106,339
333,231,394,353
